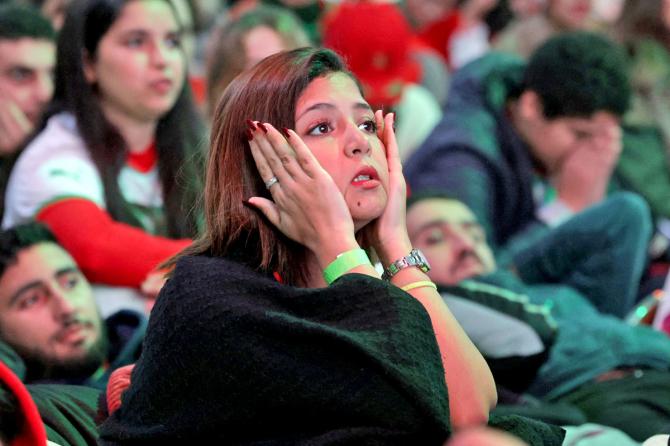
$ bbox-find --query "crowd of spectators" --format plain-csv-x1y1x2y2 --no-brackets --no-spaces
1,0,670,444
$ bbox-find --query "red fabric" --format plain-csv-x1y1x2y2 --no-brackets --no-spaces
106,365,135,416
417,11,462,66
189,76,207,108
322,2,421,107
126,142,157,173
37,198,191,287
0,360,47,446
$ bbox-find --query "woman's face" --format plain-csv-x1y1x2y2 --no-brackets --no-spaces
84,0,185,125
294,73,389,229
243,26,286,69
548,0,592,30
663,0,670,30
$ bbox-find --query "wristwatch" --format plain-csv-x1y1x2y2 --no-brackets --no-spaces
382,249,431,281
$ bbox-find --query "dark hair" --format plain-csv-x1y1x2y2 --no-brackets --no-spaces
178,47,356,286
0,222,57,280
50,0,204,238
523,31,631,119
205,5,311,116
406,190,458,211
0,3,55,41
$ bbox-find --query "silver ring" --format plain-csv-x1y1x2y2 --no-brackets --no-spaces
265,176,279,189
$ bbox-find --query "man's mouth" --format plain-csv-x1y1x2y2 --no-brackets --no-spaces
55,322,91,345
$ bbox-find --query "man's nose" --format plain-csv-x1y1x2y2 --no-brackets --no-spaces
50,288,76,321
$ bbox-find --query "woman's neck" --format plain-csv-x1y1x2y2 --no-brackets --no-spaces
102,105,158,153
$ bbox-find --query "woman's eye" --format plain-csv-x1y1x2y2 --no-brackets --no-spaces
125,36,145,48
165,33,181,49
308,122,332,136
359,120,377,133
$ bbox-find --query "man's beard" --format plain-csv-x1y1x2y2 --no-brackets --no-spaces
16,330,109,384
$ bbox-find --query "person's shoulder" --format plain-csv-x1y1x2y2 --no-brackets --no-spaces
12,113,92,177
168,253,269,292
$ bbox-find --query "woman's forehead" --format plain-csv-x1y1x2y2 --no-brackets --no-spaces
295,73,369,116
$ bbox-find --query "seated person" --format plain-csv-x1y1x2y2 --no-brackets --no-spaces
205,4,312,118
98,47,564,445
494,0,595,58
406,193,670,441
2,0,204,317
0,222,145,444
404,32,646,317
0,4,56,221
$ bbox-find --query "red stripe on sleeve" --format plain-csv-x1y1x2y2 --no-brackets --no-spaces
37,198,191,287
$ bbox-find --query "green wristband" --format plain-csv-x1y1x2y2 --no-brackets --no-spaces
323,248,371,284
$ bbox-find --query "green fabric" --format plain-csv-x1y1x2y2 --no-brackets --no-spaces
616,38,670,220
100,253,565,445
29,384,100,446
473,270,670,400
0,340,26,380
555,369,670,442
615,125,670,219
440,280,557,345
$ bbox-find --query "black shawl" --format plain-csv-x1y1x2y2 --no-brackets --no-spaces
99,254,564,445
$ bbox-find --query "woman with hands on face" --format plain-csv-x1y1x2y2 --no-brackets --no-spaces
100,48,566,446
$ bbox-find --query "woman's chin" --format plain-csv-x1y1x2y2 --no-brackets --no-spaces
350,205,386,232
347,191,387,223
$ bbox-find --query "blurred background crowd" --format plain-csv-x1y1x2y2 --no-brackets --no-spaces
3,0,670,444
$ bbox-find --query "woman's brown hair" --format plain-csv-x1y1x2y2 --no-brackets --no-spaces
175,47,357,286
205,5,312,117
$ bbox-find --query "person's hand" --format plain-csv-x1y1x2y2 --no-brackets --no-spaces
246,121,359,268
0,98,32,156
141,269,168,299
361,111,413,265
552,120,621,212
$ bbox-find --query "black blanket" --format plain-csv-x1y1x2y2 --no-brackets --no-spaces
99,254,564,445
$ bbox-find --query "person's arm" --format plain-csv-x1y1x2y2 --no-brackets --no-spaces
37,198,191,287
248,114,496,429
372,112,496,428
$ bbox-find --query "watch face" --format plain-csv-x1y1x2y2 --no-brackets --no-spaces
412,249,431,272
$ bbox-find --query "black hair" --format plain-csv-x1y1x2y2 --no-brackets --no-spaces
524,31,631,119
0,222,57,280
406,190,458,211
0,3,55,41
49,0,205,238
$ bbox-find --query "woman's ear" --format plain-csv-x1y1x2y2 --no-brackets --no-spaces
82,50,97,84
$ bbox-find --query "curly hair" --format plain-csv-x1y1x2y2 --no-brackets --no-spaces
523,31,631,119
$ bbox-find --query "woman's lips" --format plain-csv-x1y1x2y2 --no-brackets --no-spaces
150,78,174,94
351,166,380,189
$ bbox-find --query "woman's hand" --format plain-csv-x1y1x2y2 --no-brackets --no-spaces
246,122,359,267
363,111,413,265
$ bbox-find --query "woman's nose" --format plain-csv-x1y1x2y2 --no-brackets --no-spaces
343,122,371,158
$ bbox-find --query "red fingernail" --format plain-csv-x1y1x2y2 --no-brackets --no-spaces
258,123,268,133
282,127,291,138
245,119,256,131
245,129,254,141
